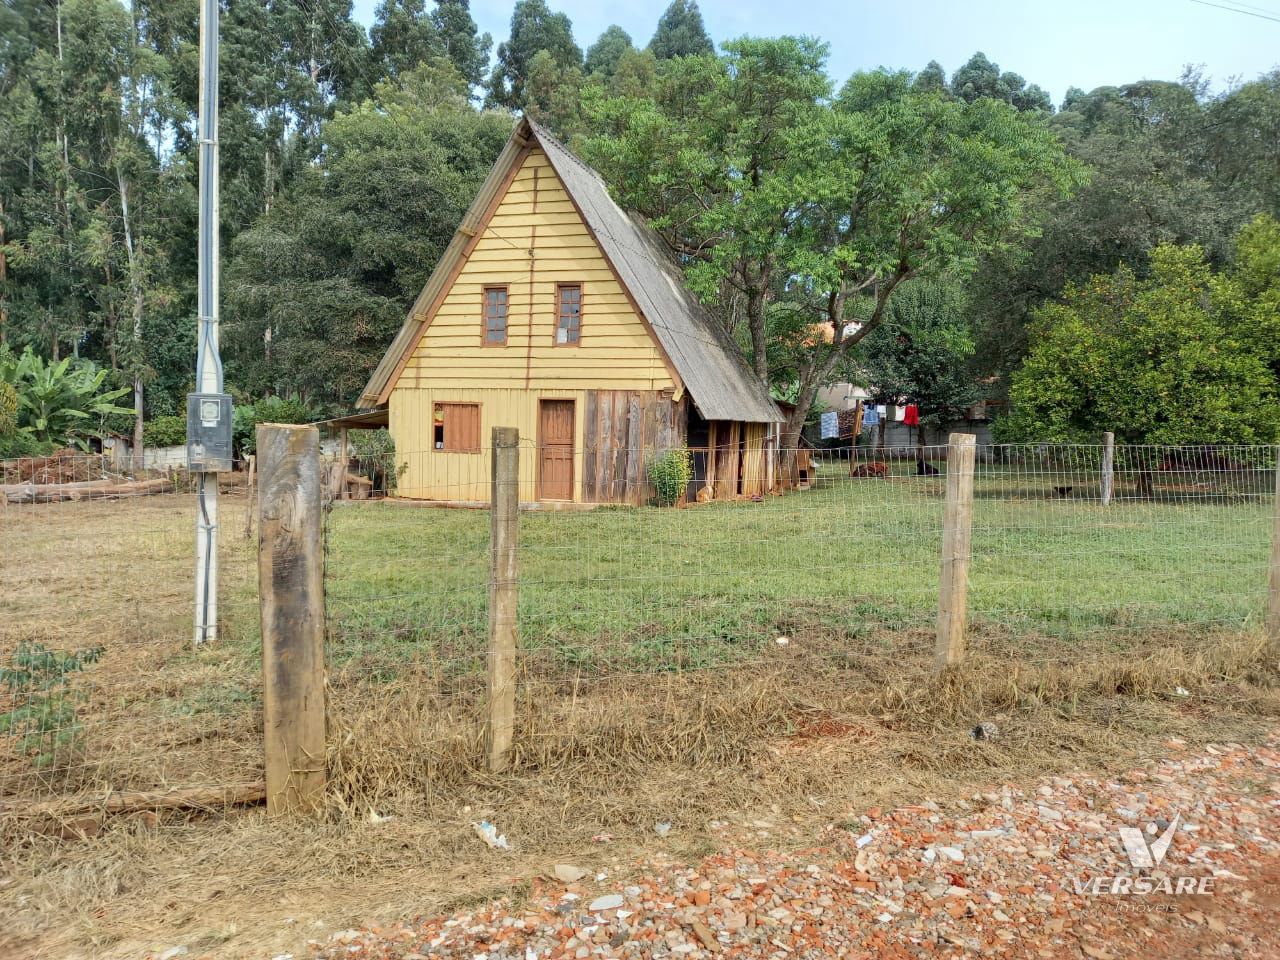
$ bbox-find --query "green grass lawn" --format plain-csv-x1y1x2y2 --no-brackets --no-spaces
323,457,1275,675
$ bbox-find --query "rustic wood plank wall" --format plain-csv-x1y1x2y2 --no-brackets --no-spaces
582,389,684,504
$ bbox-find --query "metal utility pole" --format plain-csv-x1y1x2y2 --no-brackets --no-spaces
189,0,231,645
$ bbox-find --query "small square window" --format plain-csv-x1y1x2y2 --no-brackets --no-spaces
556,285,581,345
484,287,508,345
432,402,480,453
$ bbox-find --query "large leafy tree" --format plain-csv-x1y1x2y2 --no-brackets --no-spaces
998,238,1280,445
431,0,491,90
523,49,585,136
485,0,581,111
648,0,713,59
585,25,634,79
370,0,490,89
587,54,1078,451
371,0,444,80
584,37,831,385
950,51,1051,112
766,70,1076,449
913,60,946,94
969,73,1276,384
225,63,512,407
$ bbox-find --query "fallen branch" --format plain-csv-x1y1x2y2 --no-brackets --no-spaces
3,476,174,504
4,780,267,838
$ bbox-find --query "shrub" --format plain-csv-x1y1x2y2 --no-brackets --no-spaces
143,414,186,447
0,430,52,459
1,642,104,768
0,380,16,436
648,447,692,506
233,394,318,456
348,428,407,493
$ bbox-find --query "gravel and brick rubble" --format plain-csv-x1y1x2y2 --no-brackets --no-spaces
312,735,1280,959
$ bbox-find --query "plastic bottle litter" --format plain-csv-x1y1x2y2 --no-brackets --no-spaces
472,820,510,850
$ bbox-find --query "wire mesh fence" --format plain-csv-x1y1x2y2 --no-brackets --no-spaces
320,435,1278,776
2,437,1277,820
0,452,261,818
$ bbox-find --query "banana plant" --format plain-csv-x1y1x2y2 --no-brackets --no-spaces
0,346,133,449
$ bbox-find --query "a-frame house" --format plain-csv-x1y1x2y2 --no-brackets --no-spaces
357,117,782,505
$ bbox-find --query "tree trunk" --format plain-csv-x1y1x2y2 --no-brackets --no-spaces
917,422,927,463
118,167,146,473
0,192,7,344
746,285,768,383
778,372,825,487
132,378,145,473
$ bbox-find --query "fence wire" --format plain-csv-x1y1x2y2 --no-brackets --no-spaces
2,438,1276,815
0,452,261,812
321,438,1276,703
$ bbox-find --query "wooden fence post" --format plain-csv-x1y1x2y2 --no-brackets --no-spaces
487,426,520,772
936,433,977,670
242,454,255,540
257,423,326,814
1101,432,1115,506
1269,445,1280,644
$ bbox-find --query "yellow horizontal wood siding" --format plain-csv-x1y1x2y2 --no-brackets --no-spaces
396,147,674,392
390,387,590,503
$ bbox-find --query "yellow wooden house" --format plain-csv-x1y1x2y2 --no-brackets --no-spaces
356,118,782,505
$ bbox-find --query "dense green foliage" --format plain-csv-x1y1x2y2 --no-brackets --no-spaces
485,0,580,110
998,223,1280,444
1,1,1278,449
225,63,512,403
647,447,693,506
142,413,186,447
349,426,401,490
0,345,132,450
857,280,979,439
584,49,1080,444
0,380,17,436
647,1,713,60
584,25,634,78
232,394,318,456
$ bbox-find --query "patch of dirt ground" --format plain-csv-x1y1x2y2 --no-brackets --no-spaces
308,733,1280,960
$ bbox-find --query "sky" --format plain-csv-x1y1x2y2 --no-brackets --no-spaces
350,0,1280,106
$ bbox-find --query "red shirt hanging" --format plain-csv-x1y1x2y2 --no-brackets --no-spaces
903,403,920,426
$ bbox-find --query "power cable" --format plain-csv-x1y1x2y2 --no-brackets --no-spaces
1187,0,1280,24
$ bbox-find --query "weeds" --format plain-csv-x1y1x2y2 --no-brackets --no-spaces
0,642,103,768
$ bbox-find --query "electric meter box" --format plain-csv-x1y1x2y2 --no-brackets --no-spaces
187,392,234,472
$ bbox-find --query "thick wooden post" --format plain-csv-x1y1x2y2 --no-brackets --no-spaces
1269,445,1280,644
936,433,977,670
1101,432,1115,506
242,454,256,540
487,426,520,772
848,400,865,476
257,424,326,814
339,426,350,499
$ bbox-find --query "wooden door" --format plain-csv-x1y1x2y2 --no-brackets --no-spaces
538,399,575,501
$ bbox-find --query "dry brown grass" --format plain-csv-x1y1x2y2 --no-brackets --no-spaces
3,629,1277,959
